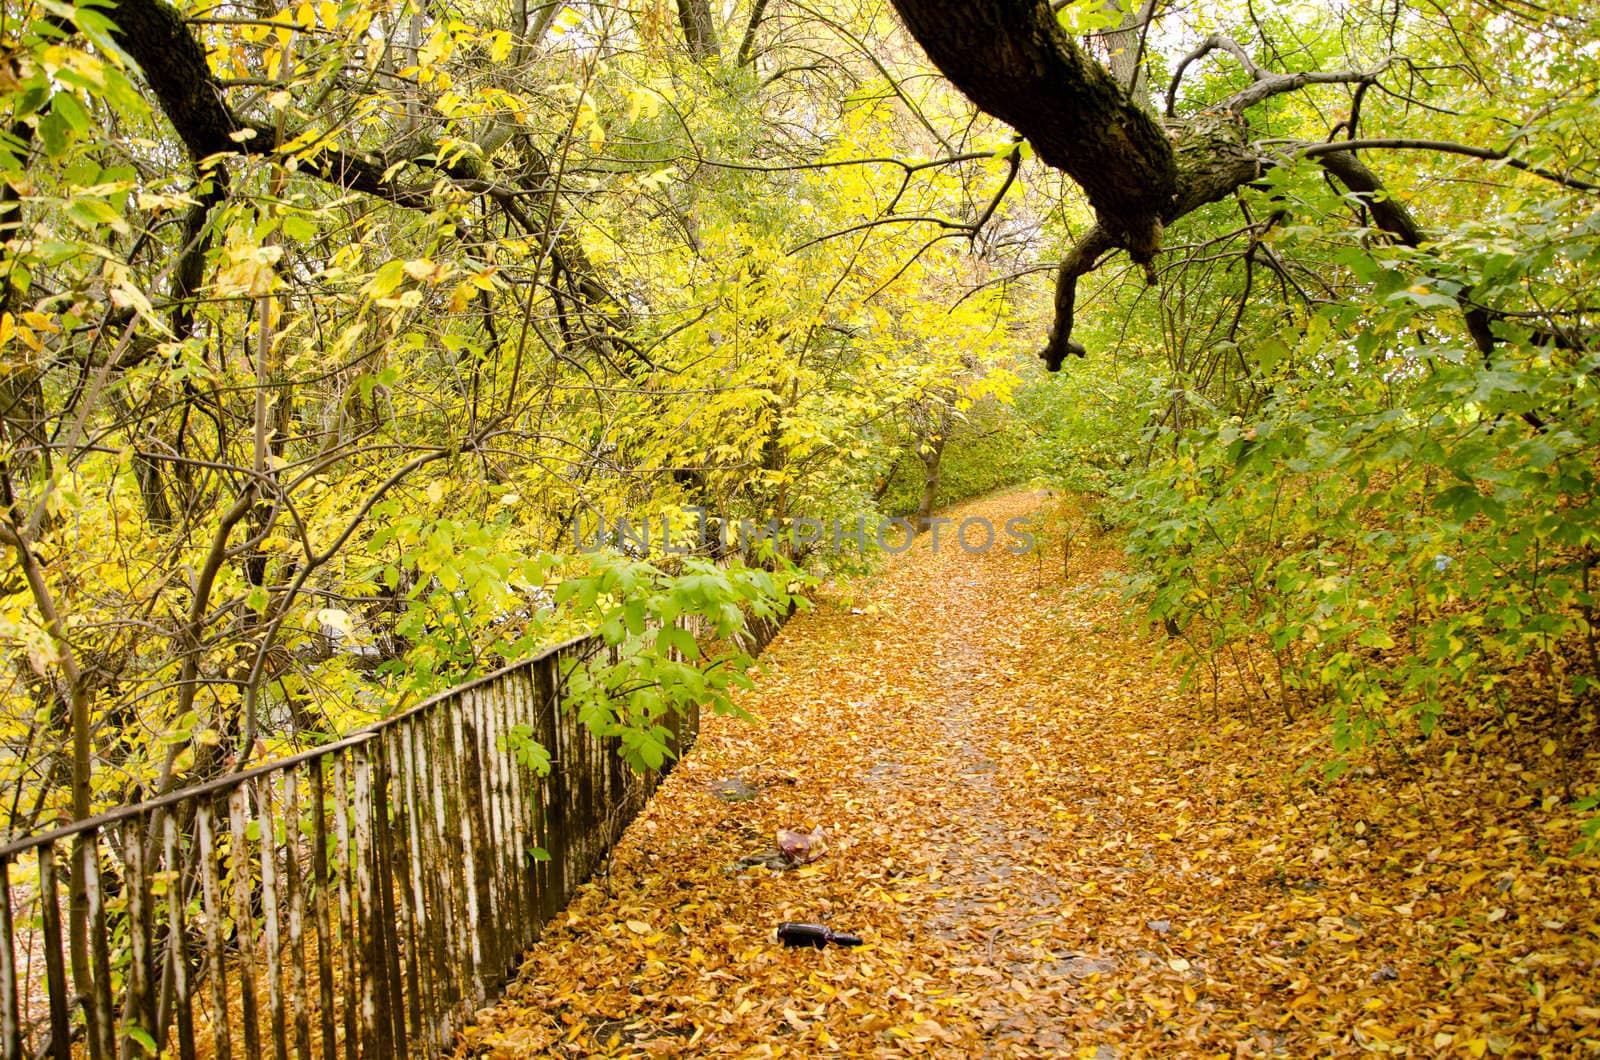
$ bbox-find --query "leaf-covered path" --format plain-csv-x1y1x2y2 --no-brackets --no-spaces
462,492,1600,1058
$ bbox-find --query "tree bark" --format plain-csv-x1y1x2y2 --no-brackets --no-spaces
887,0,1175,263
1098,0,1153,111
914,433,945,532
104,0,243,161
736,0,773,67
676,0,721,61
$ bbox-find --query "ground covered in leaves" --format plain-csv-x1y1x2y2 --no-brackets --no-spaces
460,492,1600,1058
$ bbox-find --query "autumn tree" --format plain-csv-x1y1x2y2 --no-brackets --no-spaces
0,0,1043,870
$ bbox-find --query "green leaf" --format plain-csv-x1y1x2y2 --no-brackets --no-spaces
123,1025,158,1055
658,623,699,660
65,197,129,235
365,259,407,299
36,109,70,157
281,213,318,242
51,91,91,135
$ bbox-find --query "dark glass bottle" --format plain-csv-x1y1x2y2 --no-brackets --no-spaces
777,922,863,948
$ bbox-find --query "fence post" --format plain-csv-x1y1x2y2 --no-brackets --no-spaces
0,856,21,1060
37,845,69,1060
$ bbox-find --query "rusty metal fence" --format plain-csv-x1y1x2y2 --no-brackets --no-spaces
0,633,698,1059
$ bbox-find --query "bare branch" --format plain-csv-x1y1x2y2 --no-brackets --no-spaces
1222,65,1386,116
1311,149,1423,246
1299,138,1599,193
1043,224,1118,369
1166,33,1387,118
1166,33,1265,115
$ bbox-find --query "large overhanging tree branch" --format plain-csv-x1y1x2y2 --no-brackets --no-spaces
885,0,1176,270
106,0,509,196
887,0,1595,369
886,0,1271,367
3,0,630,421
101,0,629,329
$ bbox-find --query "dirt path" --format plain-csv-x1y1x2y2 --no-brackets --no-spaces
462,492,1600,1058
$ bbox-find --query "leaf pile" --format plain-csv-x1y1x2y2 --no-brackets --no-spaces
459,492,1600,1057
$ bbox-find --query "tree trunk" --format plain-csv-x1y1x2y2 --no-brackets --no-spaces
914,438,944,532
1099,0,1152,110
736,0,773,67
676,0,721,61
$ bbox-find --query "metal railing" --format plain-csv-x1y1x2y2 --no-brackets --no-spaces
0,633,697,1059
